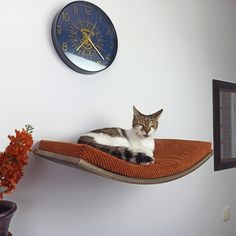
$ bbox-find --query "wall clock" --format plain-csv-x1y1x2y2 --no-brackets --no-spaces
51,1,118,74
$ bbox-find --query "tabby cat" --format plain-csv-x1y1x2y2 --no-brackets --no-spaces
77,106,163,165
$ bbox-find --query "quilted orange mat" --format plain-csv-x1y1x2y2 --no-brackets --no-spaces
37,139,212,179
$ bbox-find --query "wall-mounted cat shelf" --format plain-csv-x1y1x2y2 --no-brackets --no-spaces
34,139,213,184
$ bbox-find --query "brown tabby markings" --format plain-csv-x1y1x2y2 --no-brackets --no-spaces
79,136,94,144
78,135,128,160
92,128,124,137
132,107,162,134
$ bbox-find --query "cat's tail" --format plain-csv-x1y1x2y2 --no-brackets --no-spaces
77,136,154,165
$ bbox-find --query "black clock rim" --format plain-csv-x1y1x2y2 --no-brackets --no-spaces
51,1,118,75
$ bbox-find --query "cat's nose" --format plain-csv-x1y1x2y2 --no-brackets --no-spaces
143,130,150,137
144,128,150,135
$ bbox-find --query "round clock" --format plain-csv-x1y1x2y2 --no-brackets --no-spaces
51,1,118,74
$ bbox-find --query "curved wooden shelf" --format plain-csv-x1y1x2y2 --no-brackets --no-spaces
34,139,213,184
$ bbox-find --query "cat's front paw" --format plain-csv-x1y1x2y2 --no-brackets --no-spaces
134,153,155,165
140,157,155,165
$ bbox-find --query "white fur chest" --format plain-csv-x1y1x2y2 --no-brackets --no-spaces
86,132,130,147
126,130,155,155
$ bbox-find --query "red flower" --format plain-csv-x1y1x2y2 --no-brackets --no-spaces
0,125,34,198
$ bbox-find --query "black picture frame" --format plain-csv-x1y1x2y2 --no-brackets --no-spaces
213,79,236,171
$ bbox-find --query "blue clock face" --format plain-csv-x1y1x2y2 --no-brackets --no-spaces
52,1,118,74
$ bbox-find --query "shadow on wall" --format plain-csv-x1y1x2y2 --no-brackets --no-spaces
8,154,147,234
12,152,143,208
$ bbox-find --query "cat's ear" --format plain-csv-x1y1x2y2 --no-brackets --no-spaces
152,109,163,120
133,106,142,116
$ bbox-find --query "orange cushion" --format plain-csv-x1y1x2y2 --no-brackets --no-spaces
38,139,212,179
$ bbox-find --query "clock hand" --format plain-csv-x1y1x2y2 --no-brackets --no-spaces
90,21,97,35
87,37,105,60
76,38,88,51
84,33,105,60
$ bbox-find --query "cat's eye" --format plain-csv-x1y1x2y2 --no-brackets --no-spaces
151,124,158,129
139,125,145,130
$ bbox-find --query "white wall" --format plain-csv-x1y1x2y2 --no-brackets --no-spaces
1,0,236,235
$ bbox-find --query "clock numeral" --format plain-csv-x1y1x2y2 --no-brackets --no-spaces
81,50,86,57
96,60,102,65
73,5,79,14
110,41,114,50
85,51,90,59
85,6,92,15
106,29,111,35
56,25,62,35
62,42,68,52
106,56,110,61
62,12,70,22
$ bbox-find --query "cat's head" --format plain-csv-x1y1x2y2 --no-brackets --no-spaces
132,106,163,138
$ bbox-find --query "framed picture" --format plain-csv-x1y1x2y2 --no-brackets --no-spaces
213,79,236,171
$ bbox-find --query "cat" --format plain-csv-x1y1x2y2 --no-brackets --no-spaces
77,106,163,165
